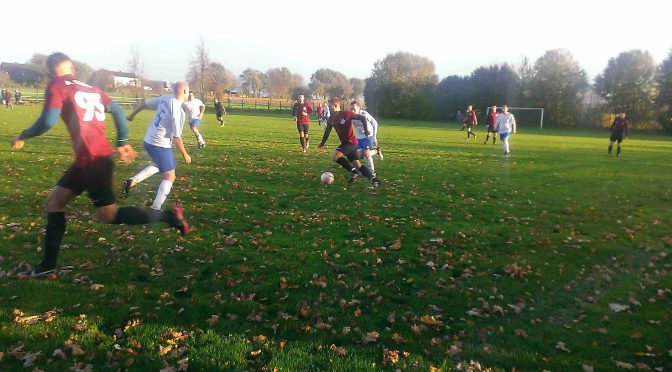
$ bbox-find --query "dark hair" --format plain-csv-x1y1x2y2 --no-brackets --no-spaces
46,52,71,75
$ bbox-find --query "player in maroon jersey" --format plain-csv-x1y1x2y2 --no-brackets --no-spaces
608,112,629,157
465,105,478,139
292,94,313,152
10,53,189,279
318,98,381,187
483,105,498,144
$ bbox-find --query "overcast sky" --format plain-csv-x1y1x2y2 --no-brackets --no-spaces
4,0,671,84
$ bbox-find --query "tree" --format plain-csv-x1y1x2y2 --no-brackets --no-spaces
350,78,365,100
528,49,588,126
365,51,438,119
468,64,520,115
656,49,672,132
433,75,471,121
28,54,49,76
127,46,144,97
515,56,535,107
595,50,658,126
266,67,293,98
203,62,236,99
189,38,210,96
72,60,94,83
88,69,115,90
240,68,267,97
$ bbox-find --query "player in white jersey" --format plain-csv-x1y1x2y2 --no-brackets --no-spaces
122,81,192,210
183,91,207,148
495,105,517,156
350,101,383,175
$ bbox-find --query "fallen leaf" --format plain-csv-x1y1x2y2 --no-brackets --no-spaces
556,341,570,353
613,360,634,369
330,344,347,356
71,344,86,356
205,315,219,327
609,303,630,313
53,348,67,360
514,329,528,338
420,315,440,326
362,331,380,344
581,364,594,372
383,349,399,365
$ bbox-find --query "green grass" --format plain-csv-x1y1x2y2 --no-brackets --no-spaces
0,106,671,371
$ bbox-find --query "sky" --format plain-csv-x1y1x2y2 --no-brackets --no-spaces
3,0,671,84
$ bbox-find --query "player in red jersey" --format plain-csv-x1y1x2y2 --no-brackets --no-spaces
318,98,381,187
483,105,498,145
10,53,188,279
608,112,629,157
292,94,313,152
465,105,478,139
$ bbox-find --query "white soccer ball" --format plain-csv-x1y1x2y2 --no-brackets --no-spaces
320,172,334,185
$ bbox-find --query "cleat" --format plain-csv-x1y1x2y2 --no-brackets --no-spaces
348,170,360,184
370,177,381,188
121,178,132,197
302,148,307,153
504,152,510,157
171,205,189,236
15,262,57,280
376,147,384,160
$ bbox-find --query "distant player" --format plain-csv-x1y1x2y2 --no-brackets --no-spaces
122,82,192,211
608,112,629,157
465,105,477,139
292,94,313,152
214,98,226,126
456,110,464,130
317,101,330,126
495,105,517,156
4,89,13,110
10,53,188,279
183,91,207,148
483,105,498,144
351,100,383,175
318,98,380,187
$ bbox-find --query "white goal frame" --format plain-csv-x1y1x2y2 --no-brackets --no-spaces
486,106,545,129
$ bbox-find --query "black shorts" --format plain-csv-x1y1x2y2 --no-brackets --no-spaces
610,133,624,143
57,156,116,208
296,123,309,133
487,127,497,133
336,143,360,162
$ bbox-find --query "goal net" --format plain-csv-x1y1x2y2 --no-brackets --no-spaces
486,106,545,129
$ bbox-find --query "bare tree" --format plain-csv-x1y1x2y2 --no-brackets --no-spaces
127,46,144,97
189,37,211,96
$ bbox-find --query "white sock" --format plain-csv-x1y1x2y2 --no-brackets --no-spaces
366,156,375,173
503,138,510,153
151,180,173,210
131,165,159,186
197,134,205,144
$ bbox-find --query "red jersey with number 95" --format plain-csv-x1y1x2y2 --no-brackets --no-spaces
45,74,113,164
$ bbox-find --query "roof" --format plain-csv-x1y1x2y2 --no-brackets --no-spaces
111,71,136,79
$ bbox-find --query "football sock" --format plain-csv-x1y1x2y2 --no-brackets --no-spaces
197,134,205,144
305,135,309,147
152,180,173,210
617,146,621,156
358,165,374,180
366,156,375,173
131,165,159,186
493,137,496,144
608,145,613,154
113,206,166,224
300,137,306,149
43,212,66,268
336,157,354,172
503,139,510,154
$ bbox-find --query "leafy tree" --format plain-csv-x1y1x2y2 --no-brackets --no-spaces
529,49,588,126
266,67,293,98
239,68,267,97
433,75,471,121
309,69,339,99
656,49,672,132
594,50,657,126
365,51,437,119
88,69,115,90
72,60,93,83
204,62,236,99
350,78,364,99
515,56,535,107
468,64,519,117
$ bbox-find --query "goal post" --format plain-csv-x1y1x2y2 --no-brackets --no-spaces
486,106,545,129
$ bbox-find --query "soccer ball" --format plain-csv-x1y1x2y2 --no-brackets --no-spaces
320,172,334,185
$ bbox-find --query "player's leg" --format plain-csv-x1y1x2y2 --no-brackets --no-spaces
298,124,306,152
151,169,176,210
304,125,310,149
333,146,361,182
501,133,510,155
358,138,375,174
483,131,489,144
608,139,615,155
492,130,496,144
616,138,623,156
349,149,380,187
190,120,205,147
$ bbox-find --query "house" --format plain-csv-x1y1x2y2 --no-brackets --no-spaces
0,62,45,85
111,71,140,88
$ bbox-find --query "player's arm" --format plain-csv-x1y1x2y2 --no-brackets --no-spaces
173,137,191,164
105,101,137,164
319,123,333,147
11,107,61,149
198,103,205,119
511,115,517,134
126,100,148,121
354,114,370,137
306,101,313,114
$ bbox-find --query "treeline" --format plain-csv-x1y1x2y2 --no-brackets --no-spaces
365,49,672,131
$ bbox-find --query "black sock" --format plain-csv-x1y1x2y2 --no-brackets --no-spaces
305,135,309,144
608,145,613,154
113,206,168,225
358,165,374,180
300,137,306,148
617,146,621,156
43,212,66,268
336,157,354,172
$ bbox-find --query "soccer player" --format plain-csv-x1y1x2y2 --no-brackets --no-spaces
214,98,226,126
456,110,464,130
317,101,330,126
350,100,383,175
183,91,207,148
483,105,498,144
318,98,381,187
465,105,477,139
10,52,188,279
495,104,517,156
292,94,313,152
4,89,13,110
608,112,629,156
122,81,192,211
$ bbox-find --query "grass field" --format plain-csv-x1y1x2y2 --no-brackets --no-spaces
0,105,671,371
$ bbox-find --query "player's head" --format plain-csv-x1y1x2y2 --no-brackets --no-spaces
329,97,341,111
297,94,305,103
619,112,626,118
46,52,74,78
350,100,362,113
467,105,473,111
214,98,219,103
502,105,509,113
173,81,189,102
188,91,195,101
492,105,497,111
